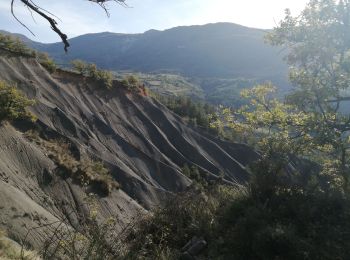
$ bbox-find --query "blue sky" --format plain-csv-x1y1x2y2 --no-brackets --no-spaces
0,0,308,43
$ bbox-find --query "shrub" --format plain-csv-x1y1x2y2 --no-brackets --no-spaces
36,52,57,73
0,33,34,57
0,81,36,122
209,188,350,260
71,59,86,74
182,164,209,190
152,93,217,132
0,33,58,73
24,132,120,196
86,63,98,78
124,185,242,259
80,160,120,196
121,75,140,91
71,60,113,89
37,205,125,260
122,172,350,260
95,69,113,89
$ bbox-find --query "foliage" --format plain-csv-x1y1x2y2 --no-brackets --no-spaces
71,59,86,74
0,33,58,73
36,52,57,73
201,77,256,107
121,175,350,260
196,2,350,257
211,84,321,160
153,93,218,133
39,205,124,260
121,75,140,91
125,185,241,259
0,33,34,57
0,81,36,122
71,59,114,89
182,164,210,190
211,0,350,193
266,0,350,191
212,187,350,259
30,176,350,260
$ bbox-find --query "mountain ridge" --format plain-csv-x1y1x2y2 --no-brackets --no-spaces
1,22,287,82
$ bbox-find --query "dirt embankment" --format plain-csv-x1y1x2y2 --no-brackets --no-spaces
0,53,257,248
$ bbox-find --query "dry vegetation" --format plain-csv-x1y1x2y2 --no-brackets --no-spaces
0,230,40,260
24,130,119,196
71,60,114,89
0,33,57,74
0,80,36,123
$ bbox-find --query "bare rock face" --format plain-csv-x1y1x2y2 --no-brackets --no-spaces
0,53,258,248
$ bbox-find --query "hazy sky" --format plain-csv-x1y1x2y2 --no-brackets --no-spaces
0,0,309,43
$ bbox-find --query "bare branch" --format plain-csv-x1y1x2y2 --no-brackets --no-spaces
89,0,128,17
16,0,69,51
10,0,128,51
11,0,35,36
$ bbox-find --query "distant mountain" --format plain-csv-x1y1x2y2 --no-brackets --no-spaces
1,23,290,105
13,23,287,82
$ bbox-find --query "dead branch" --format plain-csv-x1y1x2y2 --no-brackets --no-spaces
10,0,127,52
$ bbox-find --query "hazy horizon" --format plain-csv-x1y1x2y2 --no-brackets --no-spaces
0,0,308,43
2,21,275,44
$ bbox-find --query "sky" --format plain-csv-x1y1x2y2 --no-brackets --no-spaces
0,0,309,43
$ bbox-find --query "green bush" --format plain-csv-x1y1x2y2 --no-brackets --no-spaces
71,59,86,74
71,61,141,91
124,185,242,259
152,93,217,132
0,33,34,57
123,172,350,259
121,75,140,91
0,33,58,73
71,60,113,89
182,164,209,190
210,189,350,260
37,52,57,73
0,81,36,122
95,69,113,89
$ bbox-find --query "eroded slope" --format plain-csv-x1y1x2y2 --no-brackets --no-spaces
0,53,257,248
